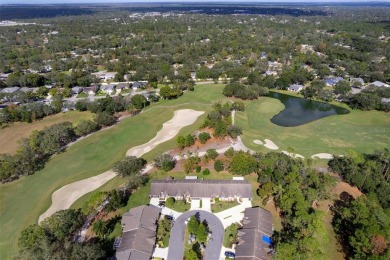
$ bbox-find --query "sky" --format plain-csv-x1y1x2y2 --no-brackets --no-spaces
1,0,389,4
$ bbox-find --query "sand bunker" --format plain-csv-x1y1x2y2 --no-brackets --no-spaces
39,109,204,223
312,153,334,160
263,139,279,150
127,109,204,156
253,139,264,145
282,150,305,159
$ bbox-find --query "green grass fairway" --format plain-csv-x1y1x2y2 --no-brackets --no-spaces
236,96,390,157
0,84,226,259
0,111,94,154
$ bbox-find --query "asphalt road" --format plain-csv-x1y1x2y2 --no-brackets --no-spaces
167,210,224,260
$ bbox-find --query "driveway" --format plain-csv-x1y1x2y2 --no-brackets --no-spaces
167,210,224,260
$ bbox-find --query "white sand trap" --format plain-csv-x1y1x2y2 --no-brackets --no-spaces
282,150,305,159
127,109,204,156
263,139,279,150
39,109,204,223
253,139,264,145
311,153,334,160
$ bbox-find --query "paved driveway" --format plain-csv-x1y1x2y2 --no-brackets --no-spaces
167,210,224,260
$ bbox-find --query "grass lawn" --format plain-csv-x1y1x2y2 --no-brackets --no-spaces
76,92,88,98
168,199,191,212
236,95,390,157
211,200,240,213
223,223,239,248
0,84,225,259
0,111,94,154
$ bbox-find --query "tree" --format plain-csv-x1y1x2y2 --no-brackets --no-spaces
185,249,199,260
229,152,257,175
176,135,186,149
214,159,224,172
94,112,116,127
206,149,218,160
334,80,351,95
227,125,242,138
198,132,211,144
154,154,176,171
51,94,63,113
160,86,172,99
92,220,107,238
112,156,147,177
196,221,209,243
184,134,195,147
188,215,199,234
75,120,100,136
131,94,148,110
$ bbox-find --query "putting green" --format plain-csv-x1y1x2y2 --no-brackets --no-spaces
236,96,390,157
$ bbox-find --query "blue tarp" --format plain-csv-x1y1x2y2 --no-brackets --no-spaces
262,235,272,245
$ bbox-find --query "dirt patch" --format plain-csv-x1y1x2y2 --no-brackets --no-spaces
333,182,363,199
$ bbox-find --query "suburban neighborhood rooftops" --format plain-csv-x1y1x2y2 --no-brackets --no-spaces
370,81,390,88
150,179,253,199
288,84,304,92
1,87,20,93
325,77,344,86
235,207,273,260
116,205,161,260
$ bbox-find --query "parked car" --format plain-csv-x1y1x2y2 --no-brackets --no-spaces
225,251,235,259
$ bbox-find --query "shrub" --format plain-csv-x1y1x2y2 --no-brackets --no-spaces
203,168,210,175
214,160,224,172
166,197,175,207
195,165,201,173
198,132,211,144
227,125,242,138
206,149,218,160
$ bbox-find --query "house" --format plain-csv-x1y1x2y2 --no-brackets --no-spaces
150,179,252,201
117,83,129,90
261,52,267,59
288,84,304,92
190,71,196,80
100,84,116,95
91,71,117,82
71,86,83,94
235,207,273,260
0,73,10,81
1,87,20,94
370,81,390,88
83,84,100,95
350,77,364,86
325,77,344,86
115,205,161,260
131,81,147,90
19,87,33,93
0,101,20,109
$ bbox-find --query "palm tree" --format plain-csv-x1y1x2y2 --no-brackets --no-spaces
92,220,107,239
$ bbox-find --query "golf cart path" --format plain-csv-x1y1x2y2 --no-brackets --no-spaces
38,109,204,223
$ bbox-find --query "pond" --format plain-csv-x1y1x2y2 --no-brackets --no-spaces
268,92,350,127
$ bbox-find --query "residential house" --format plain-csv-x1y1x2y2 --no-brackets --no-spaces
288,84,304,92
0,101,20,109
1,87,20,94
100,84,116,95
117,83,129,90
115,205,161,260
235,207,273,260
325,77,344,86
370,81,390,88
71,86,83,94
150,179,252,201
83,84,100,95
350,77,364,86
91,71,117,82
0,73,10,81
190,71,196,80
131,81,147,90
19,87,33,93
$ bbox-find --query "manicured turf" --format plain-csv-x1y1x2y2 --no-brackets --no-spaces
236,95,390,157
0,84,225,259
0,111,94,154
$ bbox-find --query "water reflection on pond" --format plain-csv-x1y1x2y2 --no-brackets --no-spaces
268,92,350,127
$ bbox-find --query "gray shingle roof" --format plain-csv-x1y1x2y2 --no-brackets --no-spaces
150,179,253,199
116,205,161,260
235,207,273,260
